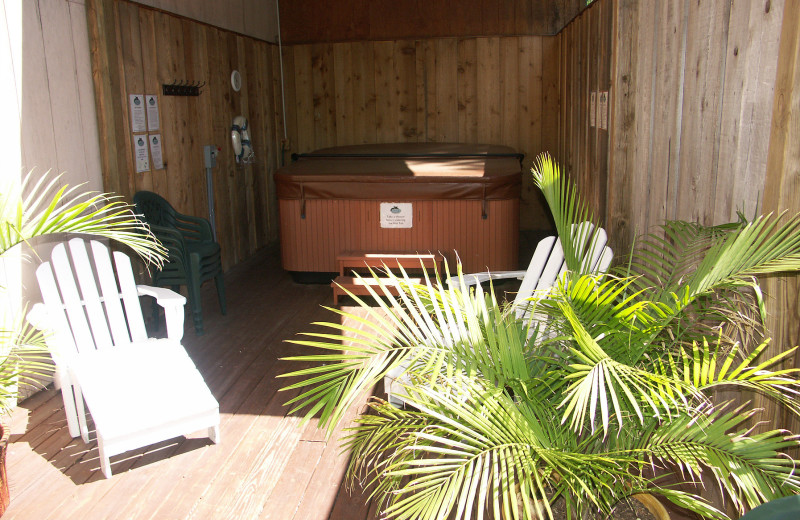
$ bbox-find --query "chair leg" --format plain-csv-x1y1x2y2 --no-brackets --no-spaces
59,381,81,439
214,272,226,315
74,384,91,443
209,424,220,444
98,440,112,478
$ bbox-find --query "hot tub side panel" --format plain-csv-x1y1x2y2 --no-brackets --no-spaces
279,198,519,274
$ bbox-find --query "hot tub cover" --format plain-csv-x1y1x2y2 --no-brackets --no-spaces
275,143,523,201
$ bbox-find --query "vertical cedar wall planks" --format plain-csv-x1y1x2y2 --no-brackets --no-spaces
86,0,282,271
87,1,595,267
555,1,613,229
762,0,800,436
88,0,790,272
602,0,795,456
607,0,785,255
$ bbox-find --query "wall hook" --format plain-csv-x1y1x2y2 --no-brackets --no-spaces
162,79,203,96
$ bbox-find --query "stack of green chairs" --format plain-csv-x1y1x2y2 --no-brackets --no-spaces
133,191,226,335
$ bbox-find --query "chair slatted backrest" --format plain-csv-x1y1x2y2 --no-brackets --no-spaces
36,238,148,359
134,191,208,243
512,235,559,311
513,223,611,318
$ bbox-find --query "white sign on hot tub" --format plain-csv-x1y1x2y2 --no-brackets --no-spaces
380,203,413,228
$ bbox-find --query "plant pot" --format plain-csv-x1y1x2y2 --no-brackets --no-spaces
502,491,671,520
631,493,670,520
0,424,9,517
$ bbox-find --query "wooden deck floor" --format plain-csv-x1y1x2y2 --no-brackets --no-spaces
4,244,384,520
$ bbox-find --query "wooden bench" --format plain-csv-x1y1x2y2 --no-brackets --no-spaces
332,251,443,304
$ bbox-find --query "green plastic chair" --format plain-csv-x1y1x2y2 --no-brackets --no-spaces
133,191,226,335
739,496,800,520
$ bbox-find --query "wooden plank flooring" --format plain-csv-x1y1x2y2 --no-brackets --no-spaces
3,244,381,520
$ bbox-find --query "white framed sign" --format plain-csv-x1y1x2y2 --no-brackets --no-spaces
129,94,146,132
148,134,164,170
380,202,413,228
146,94,160,131
599,90,609,130
133,135,149,173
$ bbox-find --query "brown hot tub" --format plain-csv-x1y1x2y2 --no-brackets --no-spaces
275,143,522,275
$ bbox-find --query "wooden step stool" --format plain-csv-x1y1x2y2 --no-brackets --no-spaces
332,251,443,304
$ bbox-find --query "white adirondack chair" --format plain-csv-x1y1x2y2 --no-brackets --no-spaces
385,223,613,406
448,222,613,318
28,238,220,478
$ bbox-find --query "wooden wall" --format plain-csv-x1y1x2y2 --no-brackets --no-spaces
607,0,785,255
554,0,613,223
572,0,798,450
86,0,284,270
83,0,792,274
280,36,561,230
5,0,104,291
1,0,105,394
13,0,103,192
279,0,587,43
762,0,800,433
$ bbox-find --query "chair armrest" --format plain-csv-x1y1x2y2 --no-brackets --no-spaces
137,285,186,305
137,285,186,341
446,270,527,288
26,303,49,331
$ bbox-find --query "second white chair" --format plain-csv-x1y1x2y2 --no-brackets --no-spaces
448,222,613,318
385,223,613,406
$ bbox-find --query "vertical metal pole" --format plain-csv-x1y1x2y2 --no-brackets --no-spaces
206,166,216,241
203,145,218,241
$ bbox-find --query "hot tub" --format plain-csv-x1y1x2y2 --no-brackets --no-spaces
275,143,522,275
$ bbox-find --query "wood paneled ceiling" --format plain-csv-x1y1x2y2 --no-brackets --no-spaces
279,0,588,43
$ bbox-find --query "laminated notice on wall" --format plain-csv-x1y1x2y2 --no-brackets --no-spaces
130,94,146,132
149,134,164,170
598,91,608,130
134,135,149,173
380,202,413,228
146,95,160,131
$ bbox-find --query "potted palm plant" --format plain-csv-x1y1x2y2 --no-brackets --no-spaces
280,155,800,520
0,173,164,514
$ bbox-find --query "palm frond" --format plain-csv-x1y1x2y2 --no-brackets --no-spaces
529,275,692,435
352,378,645,520
621,218,745,294
625,212,800,305
646,405,800,515
684,213,800,295
0,312,53,413
0,172,165,265
280,265,533,435
280,155,800,520
531,154,604,274
665,337,800,418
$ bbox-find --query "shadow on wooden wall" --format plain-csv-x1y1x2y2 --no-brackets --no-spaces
86,0,284,271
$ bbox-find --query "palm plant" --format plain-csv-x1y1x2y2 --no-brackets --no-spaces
280,155,800,520
0,173,165,412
